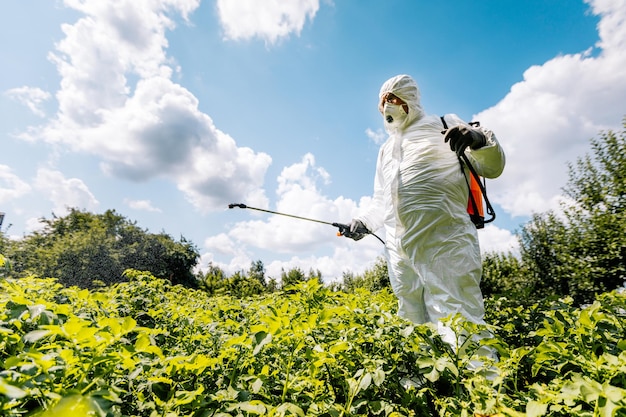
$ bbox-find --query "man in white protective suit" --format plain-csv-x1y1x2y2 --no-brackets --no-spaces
346,74,505,346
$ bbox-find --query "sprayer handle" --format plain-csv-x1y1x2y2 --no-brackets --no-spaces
332,222,369,239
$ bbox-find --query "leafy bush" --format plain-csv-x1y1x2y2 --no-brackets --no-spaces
484,119,626,306
0,254,10,278
4,209,199,288
2,272,625,416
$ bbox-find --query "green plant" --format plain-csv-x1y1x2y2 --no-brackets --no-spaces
2,272,625,416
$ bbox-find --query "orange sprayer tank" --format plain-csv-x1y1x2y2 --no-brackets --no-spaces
467,174,485,228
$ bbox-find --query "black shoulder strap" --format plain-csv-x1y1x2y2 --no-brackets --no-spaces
441,115,496,227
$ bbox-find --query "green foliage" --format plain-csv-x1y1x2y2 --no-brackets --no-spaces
559,121,626,301
0,232,9,256
248,260,267,288
4,208,199,288
199,262,228,296
336,257,390,293
484,118,626,306
0,254,10,278
198,261,320,298
484,291,626,416
2,272,625,416
480,252,527,301
280,266,307,288
199,261,272,298
517,212,573,301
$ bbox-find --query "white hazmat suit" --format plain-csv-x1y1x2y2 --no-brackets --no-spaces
356,75,505,335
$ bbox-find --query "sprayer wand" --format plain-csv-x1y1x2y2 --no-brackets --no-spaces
228,203,384,244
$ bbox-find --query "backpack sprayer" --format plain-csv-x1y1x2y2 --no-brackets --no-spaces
228,203,385,244
440,116,496,229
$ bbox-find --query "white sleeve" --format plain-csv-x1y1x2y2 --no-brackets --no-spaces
355,146,386,232
444,113,506,179
467,129,506,179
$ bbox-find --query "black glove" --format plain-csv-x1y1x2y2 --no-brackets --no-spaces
346,219,369,241
443,125,487,156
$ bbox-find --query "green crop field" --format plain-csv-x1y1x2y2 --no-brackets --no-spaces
1,270,625,416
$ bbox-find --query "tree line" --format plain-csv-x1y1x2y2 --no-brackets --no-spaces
1,119,625,307
0,209,199,288
481,119,626,306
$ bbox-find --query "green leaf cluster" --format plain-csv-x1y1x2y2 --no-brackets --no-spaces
198,261,322,297
2,272,625,416
0,254,10,278
337,257,390,294
3,208,199,289
485,292,626,416
482,119,626,305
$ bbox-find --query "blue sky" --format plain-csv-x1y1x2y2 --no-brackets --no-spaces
1,0,625,282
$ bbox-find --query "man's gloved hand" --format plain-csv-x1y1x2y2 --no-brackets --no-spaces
346,219,368,241
443,125,487,156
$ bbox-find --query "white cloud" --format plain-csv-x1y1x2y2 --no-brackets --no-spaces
0,165,31,204
175,131,272,212
201,154,385,281
365,127,386,145
124,198,162,212
230,154,354,253
19,0,271,213
5,87,51,118
24,217,47,235
34,168,99,214
475,0,626,219
276,153,330,196
216,0,320,44
204,233,239,257
478,225,519,257
264,244,382,284
202,150,517,282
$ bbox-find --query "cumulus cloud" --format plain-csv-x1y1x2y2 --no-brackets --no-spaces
478,225,519,256
5,87,51,118
365,127,387,145
216,0,320,44
202,153,384,280
263,245,381,284
124,198,162,212
22,0,271,212
229,154,351,253
34,168,99,214
475,0,626,219
0,165,32,203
